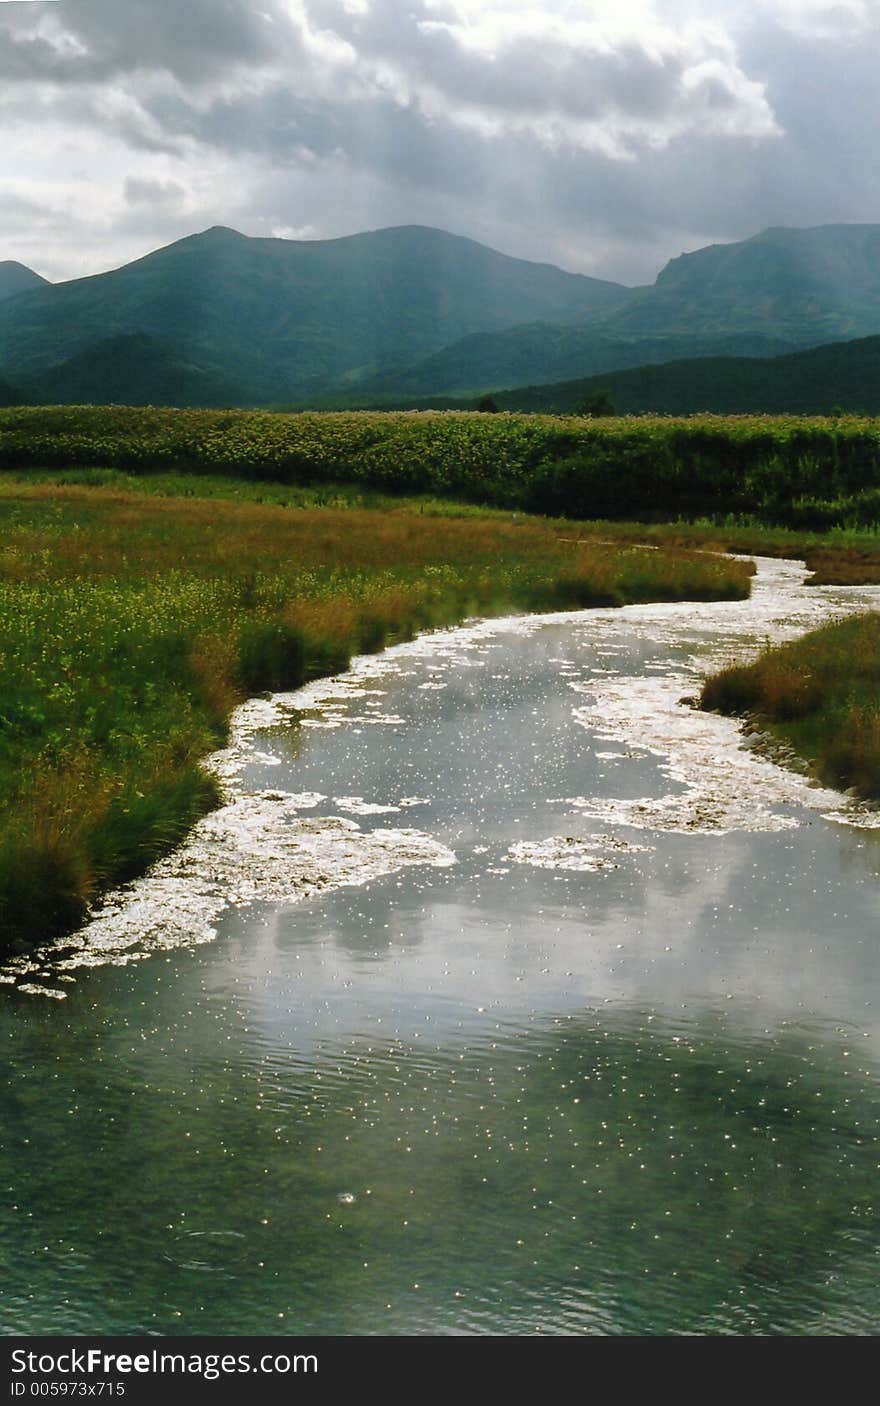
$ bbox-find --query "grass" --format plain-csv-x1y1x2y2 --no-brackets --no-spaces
4,405,880,531
535,516,880,584
8,467,880,582
0,475,754,953
700,612,880,799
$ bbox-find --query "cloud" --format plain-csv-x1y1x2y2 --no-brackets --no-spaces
758,0,877,39
0,0,282,83
124,176,187,208
0,1,781,155
0,1,875,286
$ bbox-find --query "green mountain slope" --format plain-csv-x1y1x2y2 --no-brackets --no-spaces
604,225,880,344
0,225,630,405
27,332,244,408
0,261,48,303
8,223,880,408
0,374,27,406
483,335,880,415
350,325,796,401
350,225,880,401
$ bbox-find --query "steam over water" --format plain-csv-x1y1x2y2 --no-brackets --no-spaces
2,557,879,1335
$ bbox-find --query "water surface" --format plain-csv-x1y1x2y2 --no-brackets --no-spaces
2,558,879,1336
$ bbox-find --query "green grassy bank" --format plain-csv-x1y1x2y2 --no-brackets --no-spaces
0,475,753,954
701,612,880,800
11,464,880,583
5,406,880,531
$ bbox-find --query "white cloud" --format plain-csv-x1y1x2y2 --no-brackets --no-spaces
291,1,780,156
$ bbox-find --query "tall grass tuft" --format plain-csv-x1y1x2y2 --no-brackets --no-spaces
701,612,880,798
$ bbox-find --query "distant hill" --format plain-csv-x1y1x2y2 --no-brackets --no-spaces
474,335,880,415
0,373,27,407
350,325,796,401
0,225,630,406
337,225,880,401
0,261,48,304
603,225,880,345
27,332,245,408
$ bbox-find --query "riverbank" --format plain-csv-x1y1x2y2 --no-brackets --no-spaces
701,611,880,800
0,475,752,952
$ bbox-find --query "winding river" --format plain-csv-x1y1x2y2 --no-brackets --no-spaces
2,557,880,1336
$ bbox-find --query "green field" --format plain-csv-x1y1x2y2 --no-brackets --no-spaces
5,405,880,952
5,405,880,531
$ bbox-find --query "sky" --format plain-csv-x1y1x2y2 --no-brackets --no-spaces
0,0,878,286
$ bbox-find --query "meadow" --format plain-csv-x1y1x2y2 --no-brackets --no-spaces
701,612,880,800
0,474,753,952
4,405,880,533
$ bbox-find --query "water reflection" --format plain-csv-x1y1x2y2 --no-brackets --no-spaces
1,990,877,1336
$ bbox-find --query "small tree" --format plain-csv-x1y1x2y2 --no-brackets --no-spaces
576,390,616,418
476,394,500,413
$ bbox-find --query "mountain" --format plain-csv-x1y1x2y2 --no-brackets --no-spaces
603,225,880,345
348,225,880,400
0,261,48,303
7,222,880,408
471,335,880,416
0,225,630,405
349,325,796,402
0,373,27,406
27,332,244,408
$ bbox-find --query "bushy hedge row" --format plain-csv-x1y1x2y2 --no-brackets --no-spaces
2,406,880,524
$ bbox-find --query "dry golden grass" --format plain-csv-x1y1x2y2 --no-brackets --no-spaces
803,548,880,585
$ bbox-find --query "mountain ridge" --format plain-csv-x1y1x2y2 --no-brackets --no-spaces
3,222,880,407
0,261,48,304
413,335,880,417
0,224,630,404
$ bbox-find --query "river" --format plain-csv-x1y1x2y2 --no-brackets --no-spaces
2,556,879,1336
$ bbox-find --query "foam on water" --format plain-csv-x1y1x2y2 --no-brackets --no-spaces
553,557,880,836
42,797,455,982
508,833,654,872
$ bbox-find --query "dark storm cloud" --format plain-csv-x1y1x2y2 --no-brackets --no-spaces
0,0,288,83
143,84,490,200
735,16,880,224
0,0,774,143
0,1,878,285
